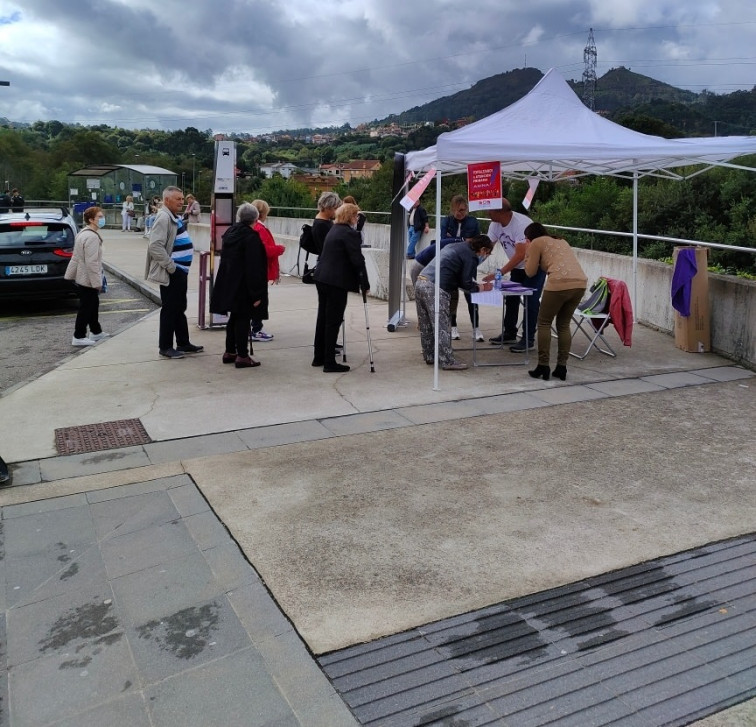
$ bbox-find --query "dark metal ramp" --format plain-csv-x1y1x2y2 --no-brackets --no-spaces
319,533,756,726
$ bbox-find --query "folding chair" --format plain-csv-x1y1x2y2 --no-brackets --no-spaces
568,278,617,360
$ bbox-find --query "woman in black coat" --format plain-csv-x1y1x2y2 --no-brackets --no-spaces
312,202,370,373
210,202,268,368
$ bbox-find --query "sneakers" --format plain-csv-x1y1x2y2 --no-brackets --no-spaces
159,348,185,359
451,326,460,340
176,343,204,353
474,328,485,342
509,339,535,353
72,336,95,347
90,331,110,341
489,332,518,345
442,361,468,371
250,330,274,342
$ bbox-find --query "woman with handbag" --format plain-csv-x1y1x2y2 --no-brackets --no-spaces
183,194,201,223
121,195,134,231
65,206,109,346
311,202,370,373
209,203,268,368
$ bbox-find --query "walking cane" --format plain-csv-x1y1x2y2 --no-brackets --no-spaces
362,289,375,373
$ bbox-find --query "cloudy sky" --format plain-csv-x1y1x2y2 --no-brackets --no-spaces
1,0,755,135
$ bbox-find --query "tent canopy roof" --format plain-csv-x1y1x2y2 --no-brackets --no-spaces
405,69,756,180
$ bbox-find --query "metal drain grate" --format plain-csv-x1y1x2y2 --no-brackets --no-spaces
54,418,151,455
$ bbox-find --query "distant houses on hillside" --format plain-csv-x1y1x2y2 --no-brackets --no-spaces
261,159,382,182
259,162,299,179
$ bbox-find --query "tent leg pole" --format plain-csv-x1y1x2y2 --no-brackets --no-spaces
433,170,442,391
632,171,638,321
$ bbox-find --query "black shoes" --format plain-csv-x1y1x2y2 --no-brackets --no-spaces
0,456,10,486
552,365,568,381
177,343,204,353
159,348,185,359
323,362,350,373
489,333,518,345
510,339,536,353
161,344,203,358
528,364,551,380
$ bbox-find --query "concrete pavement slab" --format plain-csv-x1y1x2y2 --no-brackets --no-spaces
143,648,297,727
8,638,137,727
144,431,248,465
39,446,152,482
587,377,667,396
101,520,200,580
0,463,185,506
236,419,335,449
127,596,252,684
90,488,180,540
5,542,109,611
640,371,720,388
47,693,152,727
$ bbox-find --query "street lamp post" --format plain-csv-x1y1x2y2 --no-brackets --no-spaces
191,154,196,194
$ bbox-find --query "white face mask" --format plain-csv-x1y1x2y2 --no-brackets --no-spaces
97,217,106,229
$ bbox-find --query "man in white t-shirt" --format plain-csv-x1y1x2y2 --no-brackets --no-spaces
483,198,545,350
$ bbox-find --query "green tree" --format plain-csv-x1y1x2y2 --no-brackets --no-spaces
250,175,313,215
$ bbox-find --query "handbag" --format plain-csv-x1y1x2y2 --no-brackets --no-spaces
127,209,135,217
302,262,316,284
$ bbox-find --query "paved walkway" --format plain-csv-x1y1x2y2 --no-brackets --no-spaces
0,229,754,725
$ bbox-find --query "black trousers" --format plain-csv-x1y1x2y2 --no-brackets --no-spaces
159,271,190,350
225,311,253,358
314,282,348,365
74,285,102,339
449,288,479,328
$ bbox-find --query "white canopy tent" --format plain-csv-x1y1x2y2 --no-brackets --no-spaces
404,69,756,387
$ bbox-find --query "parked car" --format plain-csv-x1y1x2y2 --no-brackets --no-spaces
0,207,78,298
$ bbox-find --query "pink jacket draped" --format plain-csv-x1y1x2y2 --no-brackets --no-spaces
606,277,633,346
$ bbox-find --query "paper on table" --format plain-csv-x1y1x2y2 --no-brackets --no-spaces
471,286,534,305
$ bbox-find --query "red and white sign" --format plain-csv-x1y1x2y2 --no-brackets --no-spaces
467,162,502,211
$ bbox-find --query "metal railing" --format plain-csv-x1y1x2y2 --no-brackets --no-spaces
545,224,756,256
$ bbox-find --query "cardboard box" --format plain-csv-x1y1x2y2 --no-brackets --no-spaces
673,246,710,352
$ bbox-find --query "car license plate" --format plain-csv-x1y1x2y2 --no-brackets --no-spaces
5,265,49,275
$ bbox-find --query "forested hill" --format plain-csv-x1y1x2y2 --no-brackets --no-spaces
385,66,756,137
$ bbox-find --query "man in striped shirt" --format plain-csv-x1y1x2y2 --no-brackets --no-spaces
146,186,203,359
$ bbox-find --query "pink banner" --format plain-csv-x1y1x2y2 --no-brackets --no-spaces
400,168,436,211
522,178,540,210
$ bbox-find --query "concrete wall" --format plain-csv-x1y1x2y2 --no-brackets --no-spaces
191,217,756,368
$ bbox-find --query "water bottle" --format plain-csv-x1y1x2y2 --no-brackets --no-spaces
494,270,502,290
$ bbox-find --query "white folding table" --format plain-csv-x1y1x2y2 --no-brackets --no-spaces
470,284,535,367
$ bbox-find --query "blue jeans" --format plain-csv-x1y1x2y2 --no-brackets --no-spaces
407,227,421,258
502,267,546,343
